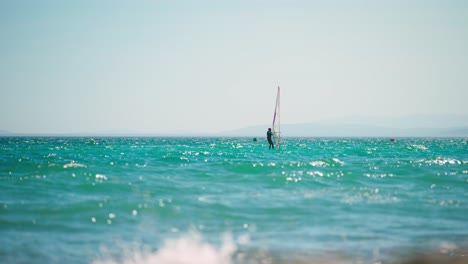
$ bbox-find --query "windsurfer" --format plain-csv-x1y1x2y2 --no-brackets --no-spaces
267,128,274,149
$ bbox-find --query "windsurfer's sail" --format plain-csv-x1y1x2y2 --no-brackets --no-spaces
272,86,280,148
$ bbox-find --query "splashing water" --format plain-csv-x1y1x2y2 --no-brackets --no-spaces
93,233,236,264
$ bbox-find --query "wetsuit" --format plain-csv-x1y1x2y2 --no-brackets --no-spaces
267,130,274,149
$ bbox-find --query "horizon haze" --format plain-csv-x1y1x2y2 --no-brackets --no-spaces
1,113,468,137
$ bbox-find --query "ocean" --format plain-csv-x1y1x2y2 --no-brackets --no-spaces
1,137,467,264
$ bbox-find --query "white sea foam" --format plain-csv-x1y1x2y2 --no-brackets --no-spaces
423,157,461,165
332,158,345,166
92,233,236,264
309,160,327,167
410,144,428,150
63,161,86,168
96,174,108,180
413,157,462,166
307,171,324,177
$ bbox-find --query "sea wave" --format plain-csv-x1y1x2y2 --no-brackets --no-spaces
92,233,236,264
415,157,462,166
63,161,87,168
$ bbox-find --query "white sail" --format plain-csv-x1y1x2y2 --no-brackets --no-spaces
272,86,280,148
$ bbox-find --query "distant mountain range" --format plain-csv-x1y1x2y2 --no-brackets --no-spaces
219,123,468,137
219,114,468,137
1,114,467,137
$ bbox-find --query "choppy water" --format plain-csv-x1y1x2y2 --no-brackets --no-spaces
1,137,467,264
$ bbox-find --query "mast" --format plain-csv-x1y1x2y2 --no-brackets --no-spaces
272,86,280,148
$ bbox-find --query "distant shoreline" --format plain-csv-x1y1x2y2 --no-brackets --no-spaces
1,134,467,138
2,124,468,138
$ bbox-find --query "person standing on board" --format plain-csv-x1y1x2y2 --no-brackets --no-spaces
267,128,274,149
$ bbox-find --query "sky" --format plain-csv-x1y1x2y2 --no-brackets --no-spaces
1,0,467,135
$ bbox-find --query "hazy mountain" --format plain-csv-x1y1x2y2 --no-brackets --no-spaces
220,124,468,137
2,114,467,137
318,114,468,129
219,114,468,137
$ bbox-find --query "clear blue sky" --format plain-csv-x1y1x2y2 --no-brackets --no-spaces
1,0,467,134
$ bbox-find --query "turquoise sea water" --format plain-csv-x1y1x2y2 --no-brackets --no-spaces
1,137,467,264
